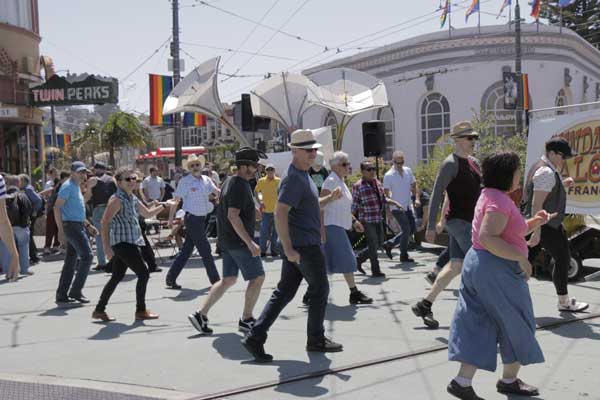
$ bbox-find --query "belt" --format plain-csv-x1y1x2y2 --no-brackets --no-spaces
94,204,107,208
185,212,207,218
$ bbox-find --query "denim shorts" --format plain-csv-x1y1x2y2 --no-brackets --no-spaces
222,246,264,281
445,218,473,261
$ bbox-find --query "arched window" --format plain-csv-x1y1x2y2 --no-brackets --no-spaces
555,89,567,115
324,111,338,149
377,106,395,161
481,82,518,137
420,93,450,161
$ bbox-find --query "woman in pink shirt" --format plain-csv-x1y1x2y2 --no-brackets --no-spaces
446,152,555,400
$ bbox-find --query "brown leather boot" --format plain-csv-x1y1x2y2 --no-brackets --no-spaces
135,310,159,320
92,310,116,322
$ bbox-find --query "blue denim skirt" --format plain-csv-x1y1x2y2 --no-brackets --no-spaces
324,225,357,274
448,248,544,372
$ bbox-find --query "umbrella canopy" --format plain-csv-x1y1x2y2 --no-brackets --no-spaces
249,72,315,131
306,68,388,116
163,57,249,146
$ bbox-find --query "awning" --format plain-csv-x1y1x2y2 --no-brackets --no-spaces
137,146,206,160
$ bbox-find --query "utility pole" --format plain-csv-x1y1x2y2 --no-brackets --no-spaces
515,0,523,135
50,105,57,147
172,0,183,167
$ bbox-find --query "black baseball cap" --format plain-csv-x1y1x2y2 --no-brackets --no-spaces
546,137,577,159
94,162,107,170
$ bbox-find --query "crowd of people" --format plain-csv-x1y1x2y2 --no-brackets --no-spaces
0,122,590,399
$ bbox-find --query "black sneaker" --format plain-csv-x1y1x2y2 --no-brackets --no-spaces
238,317,256,333
188,311,213,335
349,290,373,304
93,264,106,271
69,294,90,304
400,254,415,263
447,379,484,400
166,279,182,290
424,271,438,286
55,296,76,304
372,271,386,278
382,243,393,260
302,292,310,306
496,378,539,396
241,336,273,363
148,266,162,273
270,251,279,258
411,301,439,329
260,253,267,258
306,336,343,352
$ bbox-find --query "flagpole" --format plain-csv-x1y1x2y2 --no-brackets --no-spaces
449,3,452,39
509,3,512,32
560,7,563,34
478,2,481,34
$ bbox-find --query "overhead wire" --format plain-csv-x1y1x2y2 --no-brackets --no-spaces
180,41,298,61
120,36,172,83
221,0,312,83
219,0,282,69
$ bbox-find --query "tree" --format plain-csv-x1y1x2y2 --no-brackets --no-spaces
539,0,600,48
70,119,103,164
101,111,154,167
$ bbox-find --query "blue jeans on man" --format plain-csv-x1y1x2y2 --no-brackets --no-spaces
0,226,30,275
92,206,107,266
167,214,220,285
56,221,93,299
385,209,416,257
259,212,279,255
248,245,329,344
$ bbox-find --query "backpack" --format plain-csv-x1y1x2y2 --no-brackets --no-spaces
5,190,32,228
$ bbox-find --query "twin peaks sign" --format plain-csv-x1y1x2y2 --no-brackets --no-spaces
31,74,119,106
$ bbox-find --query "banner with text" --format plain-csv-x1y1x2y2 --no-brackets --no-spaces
526,108,600,214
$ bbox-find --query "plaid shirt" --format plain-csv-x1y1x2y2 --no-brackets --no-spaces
352,178,386,224
109,189,145,247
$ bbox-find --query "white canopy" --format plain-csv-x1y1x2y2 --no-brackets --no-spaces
306,68,388,116
249,72,315,131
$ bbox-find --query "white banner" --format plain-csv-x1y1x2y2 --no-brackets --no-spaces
526,108,600,215
262,126,334,179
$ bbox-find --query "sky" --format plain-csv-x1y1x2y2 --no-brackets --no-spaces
38,0,541,117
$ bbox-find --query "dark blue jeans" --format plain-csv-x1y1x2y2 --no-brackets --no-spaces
386,209,416,257
249,245,329,344
56,221,93,298
356,222,384,273
167,214,220,285
259,212,279,254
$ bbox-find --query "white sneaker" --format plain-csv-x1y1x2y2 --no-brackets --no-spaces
558,297,589,312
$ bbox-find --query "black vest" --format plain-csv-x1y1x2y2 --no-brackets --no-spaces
91,174,117,207
523,159,566,228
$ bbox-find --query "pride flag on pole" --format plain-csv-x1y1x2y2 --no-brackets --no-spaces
465,0,479,22
149,74,174,126
440,0,451,28
530,0,541,19
497,0,511,18
183,112,207,127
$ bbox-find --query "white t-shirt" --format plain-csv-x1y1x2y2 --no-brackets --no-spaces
383,166,415,210
532,155,558,193
322,172,353,230
142,176,165,201
44,179,54,190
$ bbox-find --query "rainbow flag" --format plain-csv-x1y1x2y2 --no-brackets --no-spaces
465,0,479,22
183,112,207,127
440,0,451,28
149,74,174,126
497,0,510,18
521,74,530,111
530,0,541,19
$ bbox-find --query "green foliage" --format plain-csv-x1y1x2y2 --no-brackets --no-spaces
413,143,454,193
539,0,599,48
101,111,154,167
70,119,103,164
210,143,240,173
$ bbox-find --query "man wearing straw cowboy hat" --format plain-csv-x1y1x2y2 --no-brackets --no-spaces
242,129,344,363
166,153,220,289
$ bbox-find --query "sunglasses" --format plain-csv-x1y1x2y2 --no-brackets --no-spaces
394,160,405,164
458,136,478,141
121,176,137,182
188,163,202,168
301,148,318,153
341,162,350,167
363,167,375,172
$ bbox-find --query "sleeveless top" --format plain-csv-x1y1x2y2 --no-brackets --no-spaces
109,189,144,247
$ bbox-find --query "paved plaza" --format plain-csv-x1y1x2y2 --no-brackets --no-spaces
1,237,599,400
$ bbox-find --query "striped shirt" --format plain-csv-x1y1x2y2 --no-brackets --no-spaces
109,189,144,247
174,174,218,216
0,175,5,199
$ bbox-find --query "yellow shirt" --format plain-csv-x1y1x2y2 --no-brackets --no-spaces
255,176,280,213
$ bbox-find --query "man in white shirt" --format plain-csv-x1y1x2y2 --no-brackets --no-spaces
142,167,165,202
166,154,220,289
382,151,420,263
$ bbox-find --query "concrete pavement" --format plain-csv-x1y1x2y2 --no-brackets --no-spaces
1,236,599,400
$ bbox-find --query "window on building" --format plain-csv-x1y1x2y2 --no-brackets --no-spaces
0,0,33,31
481,82,514,137
420,93,451,161
377,106,395,161
555,88,567,115
324,111,338,149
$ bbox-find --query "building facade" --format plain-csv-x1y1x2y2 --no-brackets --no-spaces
302,24,600,168
0,0,43,174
